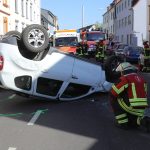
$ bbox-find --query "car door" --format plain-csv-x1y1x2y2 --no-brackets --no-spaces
59,58,105,101
32,51,75,100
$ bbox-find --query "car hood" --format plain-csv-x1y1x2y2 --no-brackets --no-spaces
55,46,76,53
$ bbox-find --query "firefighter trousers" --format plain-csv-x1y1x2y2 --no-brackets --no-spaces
110,97,145,128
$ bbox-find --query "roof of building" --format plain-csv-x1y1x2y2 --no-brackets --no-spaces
131,0,139,7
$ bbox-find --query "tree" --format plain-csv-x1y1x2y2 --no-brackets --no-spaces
94,22,103,31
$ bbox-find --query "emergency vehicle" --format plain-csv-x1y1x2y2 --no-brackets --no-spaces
54,29,80,54
77,30,107,59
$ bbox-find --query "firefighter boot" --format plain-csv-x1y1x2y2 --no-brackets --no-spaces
140,116,150,133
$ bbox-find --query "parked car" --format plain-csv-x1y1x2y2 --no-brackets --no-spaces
0,24,121,101
105,42,122,56
115,43,128,55
124,46,144,62
81,31,107,58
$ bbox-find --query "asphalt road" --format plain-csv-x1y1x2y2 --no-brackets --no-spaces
0,73,149,150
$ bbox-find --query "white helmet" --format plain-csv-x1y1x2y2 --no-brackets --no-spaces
116,62,137,72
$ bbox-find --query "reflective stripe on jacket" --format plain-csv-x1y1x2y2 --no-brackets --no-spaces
96,46,105,58
144,48,150,58
111,73,148,108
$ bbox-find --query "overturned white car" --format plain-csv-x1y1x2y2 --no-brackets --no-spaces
0,24,121,101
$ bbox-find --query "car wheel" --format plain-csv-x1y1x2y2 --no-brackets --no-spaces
104,55,122,82
21,24,49,53
4,31,21,40
17,40,38,60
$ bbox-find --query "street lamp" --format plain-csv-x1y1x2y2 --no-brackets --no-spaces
82,4,84,28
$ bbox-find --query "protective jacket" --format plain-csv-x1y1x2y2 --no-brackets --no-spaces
144,48,150,59
111,73,148,109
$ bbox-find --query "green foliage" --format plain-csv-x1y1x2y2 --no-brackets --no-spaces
94,22,103,30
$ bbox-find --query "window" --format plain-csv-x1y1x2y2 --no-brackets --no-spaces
149,5,150,25
3,0,8,7
113,24,114,33
125,0,127,8
122,18,124,27
15,0,18,13
116,6,118,14
26,0,28,19
61,83,91,98
34,11,36,21
30,3,32,21
128,15,131,25
119,20,121,28
130,34,132,44
119,5,121,12
125,16,127,26
15,20,19,31
22,23,25,31
15,76,32,91
121,35,124,42
122,2,124,11
36,77,63,96
128,0,130,7
21,0,25,17
3,17,8,34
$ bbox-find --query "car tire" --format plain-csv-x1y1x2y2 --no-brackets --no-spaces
4,31,21,40
17,40,38,60
21,24,50,53
104,55,122,82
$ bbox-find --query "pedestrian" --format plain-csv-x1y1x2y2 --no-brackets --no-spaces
109,62,150,131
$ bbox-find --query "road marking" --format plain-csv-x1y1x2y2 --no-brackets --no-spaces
0,113,23,117
8,94,16,99
8,147,16,150
31,109,48,115
0,94,16,102
27,110,43,126
90,99,95,102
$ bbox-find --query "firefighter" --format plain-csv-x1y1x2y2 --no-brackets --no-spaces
143,41,149,49
95,39,105,63
143,41,150,72
110,62,150,131
76,42,84,57
138,51,145,71
76,30,88,58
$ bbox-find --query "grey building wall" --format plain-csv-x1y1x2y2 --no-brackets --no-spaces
41,8,58,37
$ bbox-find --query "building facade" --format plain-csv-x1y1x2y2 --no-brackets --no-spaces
41,8,58,37
0,0,11,35
132,0,150,46
103,2,115,38
103,0,150,46
114,0,133,44
0,0,41,35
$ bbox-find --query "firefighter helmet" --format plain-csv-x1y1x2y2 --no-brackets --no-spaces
116,62,137,73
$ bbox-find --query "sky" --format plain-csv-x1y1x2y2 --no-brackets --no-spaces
41,0,113,30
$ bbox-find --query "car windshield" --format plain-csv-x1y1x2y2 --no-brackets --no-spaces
55,37,78,46
128,47,143,52
86,33,105,41
117,44,127,49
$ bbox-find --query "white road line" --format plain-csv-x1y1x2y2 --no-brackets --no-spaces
27,110,42,126
91,99,95,102
8,147,16,150
8,94,16,99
